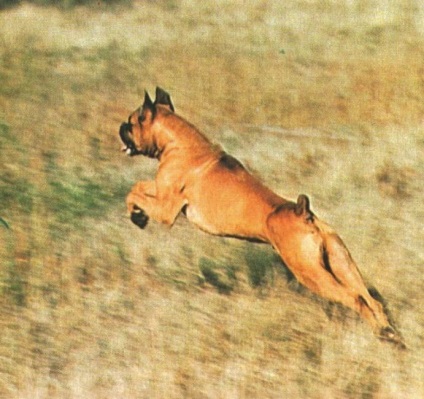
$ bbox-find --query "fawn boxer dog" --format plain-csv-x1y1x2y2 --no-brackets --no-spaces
119,87,404,346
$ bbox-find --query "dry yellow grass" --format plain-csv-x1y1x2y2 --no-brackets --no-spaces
1,1,424,398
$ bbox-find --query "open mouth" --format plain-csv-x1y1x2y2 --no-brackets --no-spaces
119,122,138,156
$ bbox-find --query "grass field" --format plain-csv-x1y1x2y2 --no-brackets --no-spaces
1,0,424,397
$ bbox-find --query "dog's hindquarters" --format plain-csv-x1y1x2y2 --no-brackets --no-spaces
266,195,400,343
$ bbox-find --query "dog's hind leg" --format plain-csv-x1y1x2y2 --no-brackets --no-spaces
266,196,403,345
315,222,404,346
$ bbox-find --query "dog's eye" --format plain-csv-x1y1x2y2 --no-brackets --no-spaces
138,115,146,123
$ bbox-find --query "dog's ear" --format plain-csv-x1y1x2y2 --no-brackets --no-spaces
154,87,175,112
139,91,155,121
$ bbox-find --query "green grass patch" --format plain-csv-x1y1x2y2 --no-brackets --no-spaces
1,125,126,231
1,229,27,307
199,257,237,294
243,246,277,288
47,178,110,223
5,261,27,306
0,175,34,215
0,122,34,214
41,149,128,231
1,120,13,148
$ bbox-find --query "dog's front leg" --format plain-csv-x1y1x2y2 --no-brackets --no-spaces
126,180,184,228
125,181,155,228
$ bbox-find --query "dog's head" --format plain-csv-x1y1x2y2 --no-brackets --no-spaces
119,87,174,158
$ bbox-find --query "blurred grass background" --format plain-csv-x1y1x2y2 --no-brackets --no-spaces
1,0,424,397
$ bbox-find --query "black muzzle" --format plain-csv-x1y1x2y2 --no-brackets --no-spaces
119,122,137,156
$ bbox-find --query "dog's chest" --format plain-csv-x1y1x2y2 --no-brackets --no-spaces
184,205,220,235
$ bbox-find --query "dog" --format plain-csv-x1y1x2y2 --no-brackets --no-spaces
119,87,404,346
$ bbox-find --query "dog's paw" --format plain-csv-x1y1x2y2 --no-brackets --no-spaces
130,207,149,229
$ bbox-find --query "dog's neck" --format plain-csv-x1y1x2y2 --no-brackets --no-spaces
151,112,219,162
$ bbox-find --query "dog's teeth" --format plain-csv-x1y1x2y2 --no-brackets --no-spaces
126,148,132,155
